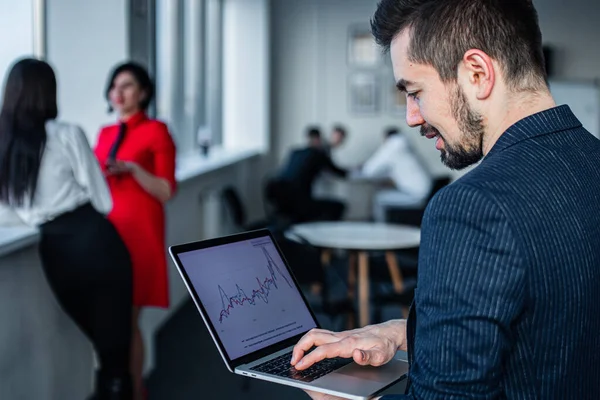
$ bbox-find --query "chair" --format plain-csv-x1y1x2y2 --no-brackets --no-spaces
371,177,453,320
263,177,301,221
385,176,452,227
273,230,356,331
370,249,419,323
221,186,269,232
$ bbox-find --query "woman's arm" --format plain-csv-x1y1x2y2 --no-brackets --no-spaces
107,122,177,203
129,163,172,203
106,160,172,203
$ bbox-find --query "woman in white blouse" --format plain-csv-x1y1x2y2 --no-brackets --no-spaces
0,59,133,399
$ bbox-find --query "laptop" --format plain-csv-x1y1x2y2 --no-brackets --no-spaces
168,229,408,400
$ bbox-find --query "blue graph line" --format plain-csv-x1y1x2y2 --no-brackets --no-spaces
218,247,292,323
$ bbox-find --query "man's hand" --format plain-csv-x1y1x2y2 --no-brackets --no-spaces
291,320,407,371
303,389,346,400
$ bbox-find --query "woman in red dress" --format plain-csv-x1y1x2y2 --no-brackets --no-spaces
94,62,176,400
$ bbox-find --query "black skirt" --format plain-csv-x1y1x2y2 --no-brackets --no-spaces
38,203,133,375
39,203,132,285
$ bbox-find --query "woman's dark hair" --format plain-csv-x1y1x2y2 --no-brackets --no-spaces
0,58,58,206
371,0,547,91
105,61,154,112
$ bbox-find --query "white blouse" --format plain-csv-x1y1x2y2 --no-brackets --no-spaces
0,120,112,227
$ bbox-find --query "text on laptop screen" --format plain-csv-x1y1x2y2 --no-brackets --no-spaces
178,235,318,360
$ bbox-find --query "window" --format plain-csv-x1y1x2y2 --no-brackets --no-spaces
155,0,223,155
0,0,43,87
222,0,269,152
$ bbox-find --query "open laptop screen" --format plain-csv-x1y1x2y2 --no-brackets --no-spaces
178,234,318,360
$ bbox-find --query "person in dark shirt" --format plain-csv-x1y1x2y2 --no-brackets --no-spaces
268,127,347,222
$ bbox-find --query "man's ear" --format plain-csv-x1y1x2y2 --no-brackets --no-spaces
459,49,495,100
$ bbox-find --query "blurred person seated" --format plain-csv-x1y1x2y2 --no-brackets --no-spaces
359,128,431,222
267,127,348,223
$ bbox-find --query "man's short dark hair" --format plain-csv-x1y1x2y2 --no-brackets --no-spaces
385,128,400,138
306,127,322,140
371,0,547,91
333,125,347,138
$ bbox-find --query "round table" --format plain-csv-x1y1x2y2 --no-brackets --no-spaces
286,221,421,327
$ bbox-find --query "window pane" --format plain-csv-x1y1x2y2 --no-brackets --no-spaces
155,0,185,148
156,0,224,155
184,0,205,151
204,0,223,146
0,0,34,84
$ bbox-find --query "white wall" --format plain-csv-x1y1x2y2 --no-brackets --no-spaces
535,0,600,80
223,0,270,152
271,0,449,180
271,0,600,180
46,0,128,144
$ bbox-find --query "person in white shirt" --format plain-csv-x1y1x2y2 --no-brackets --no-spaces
0,58,133,399
361,128,432,222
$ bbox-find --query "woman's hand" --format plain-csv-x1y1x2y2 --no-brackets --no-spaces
105,160,138,175
105,159,172,202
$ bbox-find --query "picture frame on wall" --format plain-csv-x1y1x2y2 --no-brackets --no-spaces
348,72,379,115
347,24,380,67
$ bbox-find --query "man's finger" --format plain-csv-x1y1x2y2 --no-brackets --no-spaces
291,329,337,364
353,348,388,366
295,341,351,370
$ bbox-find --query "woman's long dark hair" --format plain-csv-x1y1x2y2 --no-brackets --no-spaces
0,58,58,206
105,61,154,112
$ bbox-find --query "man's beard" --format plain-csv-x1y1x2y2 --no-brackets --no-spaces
421,86,485,170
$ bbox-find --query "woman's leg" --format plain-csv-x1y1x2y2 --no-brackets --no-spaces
131,307,145,400
91,277,133,399
40,235,133,399
39,205,134,399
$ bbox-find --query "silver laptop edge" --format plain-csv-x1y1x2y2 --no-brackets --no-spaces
169,246,236,373
236,345,408,400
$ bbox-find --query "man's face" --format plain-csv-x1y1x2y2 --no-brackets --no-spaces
309,136,322,148
390,30,484,170
331,130,345,148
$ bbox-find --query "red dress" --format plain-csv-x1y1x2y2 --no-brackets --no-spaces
94,112,176,308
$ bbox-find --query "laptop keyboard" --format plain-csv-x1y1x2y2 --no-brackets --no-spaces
250,351,353,382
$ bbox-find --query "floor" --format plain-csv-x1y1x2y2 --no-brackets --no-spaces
146,252,411,400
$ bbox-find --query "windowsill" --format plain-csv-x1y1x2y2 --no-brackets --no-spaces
0,146,263,258
175,146,262,182
0,226,39,258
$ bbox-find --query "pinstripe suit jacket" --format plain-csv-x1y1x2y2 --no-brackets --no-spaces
382,105,600,399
